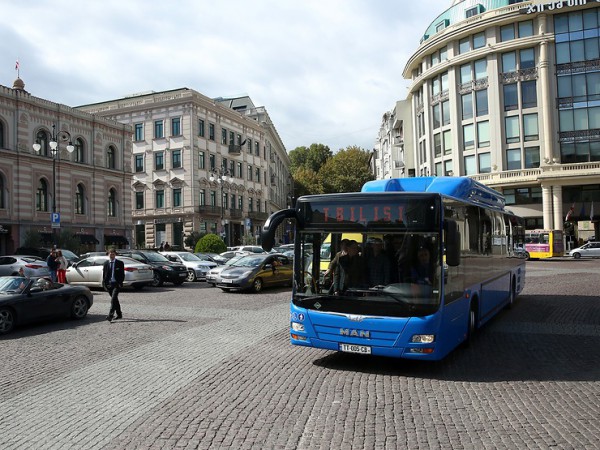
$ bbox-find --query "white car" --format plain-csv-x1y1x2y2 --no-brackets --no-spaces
66,256,154,290
160,251,217,281
568,241,600,259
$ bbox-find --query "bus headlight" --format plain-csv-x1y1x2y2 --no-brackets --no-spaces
291,322,305,332
411,334,435,343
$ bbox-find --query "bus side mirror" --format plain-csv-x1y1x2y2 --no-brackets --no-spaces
445,220,460,267
261,208,297,252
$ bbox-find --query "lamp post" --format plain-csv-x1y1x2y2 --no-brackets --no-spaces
33,124,74,247
210,166,230,246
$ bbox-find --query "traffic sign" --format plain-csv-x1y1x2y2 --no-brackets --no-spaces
51,212,61,228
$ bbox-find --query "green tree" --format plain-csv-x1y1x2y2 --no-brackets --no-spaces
289,143,332,174
319,146,374,193
184,231,204,250
293,167,323,197
195,233,227,254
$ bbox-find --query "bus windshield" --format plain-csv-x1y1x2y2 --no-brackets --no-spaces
295,231,441,318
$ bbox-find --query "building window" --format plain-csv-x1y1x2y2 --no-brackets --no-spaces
477,121,490,148
199,119,205,137
247,165,253,181
198,151,205,169
107,146,116,169
518,20,534,38
255,167,261,182
74,138,85,163
172,149,182,168
479,152,491,173
154,152,164,171
443,130,452,155
237,162,242,178
210,190,216,207
461,93,473,120
255,141,260,156
520,48,535,69
505,116,520,144
433,104,441,129
199,189,206,206
459,37,471,54
504,187,542,205
460,63,472,84
238,195,244,210
36,179,48,212
504,84,519,111
500,24,515,42
156,190,164,208
154,120,164,139
434,133,442,157
502,52,517,73
229,131,235,145
506,148,521,170
475,89,489,116
523,114,539,141
135,154,144,172
248,197,253,212
442,100,451,125
473,32,486,49
209,123,215,140
75,184,85,215
135,191,144,210
173,188,182,207
464,155,476,175
522,80,537,108
135,123,143,141
221,128,227,144
209,154,215,171
35,130,49,156
171,117,181,136
525,147,541,168
444,160,453,176
108,188,117,217
247,139,252,152
474,59,487,80
435,162,443,176
463,124,474,150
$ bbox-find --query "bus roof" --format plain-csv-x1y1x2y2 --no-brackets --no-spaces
361,176,505,210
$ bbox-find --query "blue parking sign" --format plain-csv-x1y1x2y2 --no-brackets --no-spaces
51,212,60,228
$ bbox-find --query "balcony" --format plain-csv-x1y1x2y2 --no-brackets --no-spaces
197,205,220,214
248,211,268,221
228,143,242,155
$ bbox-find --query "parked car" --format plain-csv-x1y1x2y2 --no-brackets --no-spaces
193,252,222,265
215,254,293,293
116,250,187,287
79,251,108,259
160,251,217,282
568,241,600,258
66,256,154,289
213,251,239,264
15,248,80,266
205,254,246,286
230,245,268,255
0,255,50,278
0,276,93,335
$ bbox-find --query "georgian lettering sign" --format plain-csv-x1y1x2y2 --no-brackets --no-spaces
525,0,597,15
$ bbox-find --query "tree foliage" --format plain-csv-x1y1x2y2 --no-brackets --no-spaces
184,231,204,250
195,233,227,254
319,146,374,193
289,143,332,173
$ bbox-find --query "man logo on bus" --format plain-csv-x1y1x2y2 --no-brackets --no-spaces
340,328,371,338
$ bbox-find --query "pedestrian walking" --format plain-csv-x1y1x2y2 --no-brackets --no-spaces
46,250,59,283
102,248,125,322
56,250,68,283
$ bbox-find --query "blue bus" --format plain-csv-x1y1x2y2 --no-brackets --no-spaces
261,177,526,360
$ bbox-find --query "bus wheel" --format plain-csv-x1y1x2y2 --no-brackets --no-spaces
506,279,516,310
465,303,477,346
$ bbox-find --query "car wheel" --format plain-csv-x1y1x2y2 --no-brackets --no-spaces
186,270,197,282
573,252,581,259
0,308,16,335
151,271,164,287
71,296,89,319
252,277,263,293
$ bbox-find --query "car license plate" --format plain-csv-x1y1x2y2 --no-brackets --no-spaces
179,273,186,277
222,279,234,283
339,344,371,354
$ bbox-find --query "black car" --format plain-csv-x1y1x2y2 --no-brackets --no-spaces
0,276,93,335
117,250,187,287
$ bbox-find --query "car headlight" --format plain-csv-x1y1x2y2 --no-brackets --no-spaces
411,334,435,343
161,265,174,271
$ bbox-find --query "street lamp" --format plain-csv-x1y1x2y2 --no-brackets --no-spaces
33,124,74,247
210,166,231,246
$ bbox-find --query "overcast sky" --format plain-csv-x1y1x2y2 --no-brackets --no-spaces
0,0,445,152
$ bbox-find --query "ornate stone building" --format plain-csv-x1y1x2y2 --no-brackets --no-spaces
78,89,290,249
0,78,133,254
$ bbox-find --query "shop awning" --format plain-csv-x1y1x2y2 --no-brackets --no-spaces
104,235,129,245
78,234,100,244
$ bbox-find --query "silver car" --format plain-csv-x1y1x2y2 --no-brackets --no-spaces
66,256,154,290
160,251,217,282
0,255,50,278
206,254,246,286
568,241,600,259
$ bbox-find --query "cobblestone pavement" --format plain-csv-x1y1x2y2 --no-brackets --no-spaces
0,259,599,449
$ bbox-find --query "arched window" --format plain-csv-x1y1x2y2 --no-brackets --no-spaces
107,146,116,169
75,184,85,215
35,130,50,156
0,121,5,149
108,188,117,217
36,179,48,212
74,138,85,163
0,173,5,209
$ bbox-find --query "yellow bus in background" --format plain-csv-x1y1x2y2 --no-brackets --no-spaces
524,229,564,259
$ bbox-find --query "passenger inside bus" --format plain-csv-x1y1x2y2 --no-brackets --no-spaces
333,240,366,295
409,246,433,285
365,237,391,286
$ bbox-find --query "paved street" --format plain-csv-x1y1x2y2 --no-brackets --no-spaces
1,259,599,449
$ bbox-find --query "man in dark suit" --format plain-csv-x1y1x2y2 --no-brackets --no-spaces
102,248,125,322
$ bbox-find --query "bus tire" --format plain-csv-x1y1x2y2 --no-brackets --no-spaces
465,300,478,346
505,277,516,310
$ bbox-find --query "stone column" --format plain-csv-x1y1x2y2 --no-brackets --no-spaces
538,15,554,162
552,184,563,231
542,183,553,229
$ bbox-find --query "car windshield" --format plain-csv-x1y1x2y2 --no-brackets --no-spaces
0,276,29,294
230,256,265,267
141,252,170,262
178,253,201,262
60,250,79,260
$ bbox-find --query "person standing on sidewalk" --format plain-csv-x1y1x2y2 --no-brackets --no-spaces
46,250,59,283
102,248,125,322
56,250,68,284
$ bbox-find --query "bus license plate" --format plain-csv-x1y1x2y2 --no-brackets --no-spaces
339,344,371,355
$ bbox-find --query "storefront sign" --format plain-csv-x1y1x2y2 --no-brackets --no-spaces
525,0,597,14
